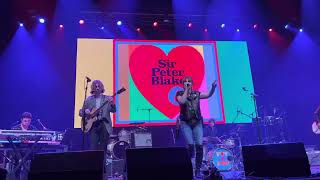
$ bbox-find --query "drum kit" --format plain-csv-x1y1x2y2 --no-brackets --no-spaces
203,135,243,172
106,126,148,160
258,106,287,143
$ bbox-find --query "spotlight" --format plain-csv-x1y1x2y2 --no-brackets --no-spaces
19,23,24,27
188,22,192,28
268,28,273,32
136,27,141,32
117,21,122,26
204,28,208,32
253,24,258,29
236,28,240,32
221,24,225,28
59,24,64,28
299,28,303,32
39,18,45,24
79,19,84,24
285,24,289,29
153,21,158,27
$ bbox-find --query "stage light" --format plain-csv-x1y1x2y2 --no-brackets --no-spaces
268,28,273,32
221,24,225,28
253,24,258,29
39,18,45,24
100,26,105,30
79,19,84,24
299,28,303,32
19,23,24,27
117,21,122,26
59,24,64,28
136,27,141,32
285,24,289,29
236,28,240,32
188,22,192,28
153,21,158,27
204,28,208,32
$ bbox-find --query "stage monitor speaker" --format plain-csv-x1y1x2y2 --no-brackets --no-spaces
126,147,193,180
29,150,105,180
242,142,311,178
0,168,6,180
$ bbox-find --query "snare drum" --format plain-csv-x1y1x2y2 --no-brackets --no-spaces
207,148,234,171
107,141,130,159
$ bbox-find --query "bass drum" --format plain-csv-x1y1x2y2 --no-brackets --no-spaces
107,141,130,160
207,148,234,171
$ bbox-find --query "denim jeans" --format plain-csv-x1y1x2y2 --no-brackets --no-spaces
180,121,203,145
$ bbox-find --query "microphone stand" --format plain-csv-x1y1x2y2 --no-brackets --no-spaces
81,78,90,150
137,108,152,124
251,93,262,144
243,88,262,144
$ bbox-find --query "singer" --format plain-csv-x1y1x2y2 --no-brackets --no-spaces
176,76,217,178
11,112,37,131
79,80,116,150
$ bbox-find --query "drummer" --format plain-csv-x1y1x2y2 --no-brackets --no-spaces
203,119,221,159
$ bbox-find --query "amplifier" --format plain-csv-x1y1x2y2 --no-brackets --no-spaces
131,133,152,148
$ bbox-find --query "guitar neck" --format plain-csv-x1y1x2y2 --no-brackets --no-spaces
91,93,116,117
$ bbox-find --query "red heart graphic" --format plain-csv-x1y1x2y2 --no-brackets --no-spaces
129,45,205,119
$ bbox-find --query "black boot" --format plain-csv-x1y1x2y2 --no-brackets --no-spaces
195,145,203,178
187,144,195,159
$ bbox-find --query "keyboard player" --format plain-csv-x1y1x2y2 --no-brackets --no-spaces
11,112,37,131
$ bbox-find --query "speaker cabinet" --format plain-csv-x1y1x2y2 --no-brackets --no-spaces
126,147,193,180
242,143,311,178
29,150,105,180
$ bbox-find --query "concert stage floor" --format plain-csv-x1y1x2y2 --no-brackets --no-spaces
106,165,320,180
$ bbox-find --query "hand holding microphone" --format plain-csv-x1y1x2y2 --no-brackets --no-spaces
184,81,192,93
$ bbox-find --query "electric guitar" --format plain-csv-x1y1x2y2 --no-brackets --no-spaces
81,87,126,133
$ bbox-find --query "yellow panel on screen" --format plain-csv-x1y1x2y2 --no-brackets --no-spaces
74,39,114,128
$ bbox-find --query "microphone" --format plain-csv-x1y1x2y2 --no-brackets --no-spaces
37,119,48,130
242,87,248,92
85,76,91,82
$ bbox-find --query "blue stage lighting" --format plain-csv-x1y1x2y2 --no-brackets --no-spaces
117,21,122,26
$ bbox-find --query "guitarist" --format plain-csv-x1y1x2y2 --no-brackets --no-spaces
79,80,116,150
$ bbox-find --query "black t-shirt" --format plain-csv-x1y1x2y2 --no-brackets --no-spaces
176,90,203,126
204,125,218,137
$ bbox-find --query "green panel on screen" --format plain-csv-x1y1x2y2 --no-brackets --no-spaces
216,41,255,123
